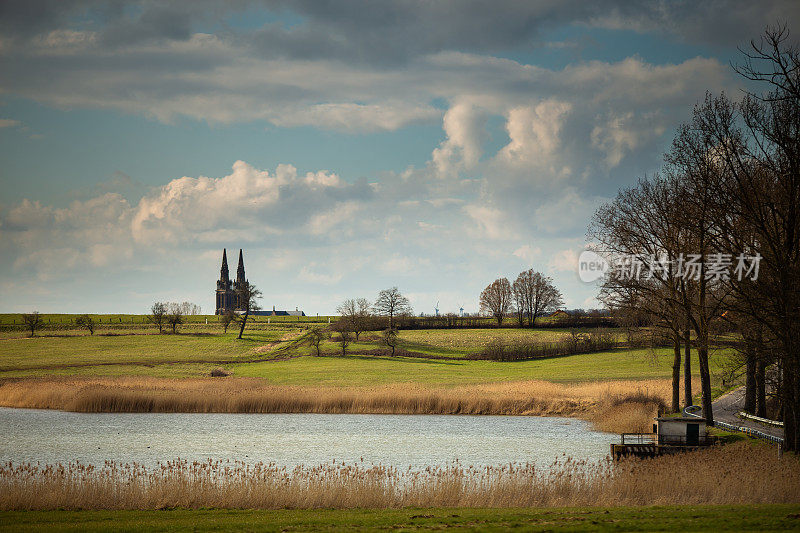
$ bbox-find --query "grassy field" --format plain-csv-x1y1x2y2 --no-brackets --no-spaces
2,505,799,532
0,327,725,385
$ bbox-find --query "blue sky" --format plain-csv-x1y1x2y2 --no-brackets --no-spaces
1,1,798,315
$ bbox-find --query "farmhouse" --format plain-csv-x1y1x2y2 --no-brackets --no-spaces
253,307,306,317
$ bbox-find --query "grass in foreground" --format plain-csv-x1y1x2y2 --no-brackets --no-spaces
2,505,799,532
0,443,796,510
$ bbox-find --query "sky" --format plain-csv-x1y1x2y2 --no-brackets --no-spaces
1,1,798,316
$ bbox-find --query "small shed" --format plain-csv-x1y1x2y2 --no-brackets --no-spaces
654,417,707,446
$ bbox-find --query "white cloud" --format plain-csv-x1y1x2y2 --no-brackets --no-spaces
513,245,541,264
497,100,572,169
549,249,579,273
431,100,487,178
463,204,515,240
298,266,343,285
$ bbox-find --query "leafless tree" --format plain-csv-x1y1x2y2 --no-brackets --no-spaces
336,328,351,356
337,297,372,340
479,277,513,327
148,302,167,333
308,326,329,356
691,25,800,449
233,282,262,340
383,328,399,356
373,287,412,329
166,302,184,334
75,314,95,335
21,312,42,337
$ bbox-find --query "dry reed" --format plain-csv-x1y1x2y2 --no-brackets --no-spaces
0,443,796,510
0,377,680,420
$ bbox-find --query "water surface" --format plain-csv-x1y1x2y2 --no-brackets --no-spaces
0,408,612,468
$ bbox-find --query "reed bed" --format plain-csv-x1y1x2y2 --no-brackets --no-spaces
0,377,678,421
0,442,796,510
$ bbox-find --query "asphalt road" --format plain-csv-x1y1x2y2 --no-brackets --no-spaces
711,386,784,439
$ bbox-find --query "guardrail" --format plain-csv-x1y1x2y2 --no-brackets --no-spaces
683,405,784,445
739,411,784,427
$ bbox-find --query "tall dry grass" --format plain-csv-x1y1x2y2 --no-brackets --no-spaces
0,377,680,421
0,442,796,510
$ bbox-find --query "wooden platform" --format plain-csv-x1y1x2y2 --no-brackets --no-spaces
611,433,719,459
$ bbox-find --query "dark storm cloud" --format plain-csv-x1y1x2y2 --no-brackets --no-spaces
3,0,797,62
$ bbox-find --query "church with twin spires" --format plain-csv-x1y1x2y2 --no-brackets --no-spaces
215,248,248,315
214,249,306,316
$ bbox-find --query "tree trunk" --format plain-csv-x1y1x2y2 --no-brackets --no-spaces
684,329,692,407
698,342,714,425
671,330,681,413
237,312,248,340
744,346,757,414
756,357,767,418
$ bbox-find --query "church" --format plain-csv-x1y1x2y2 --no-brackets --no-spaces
215,248,248,315
214,249,306,316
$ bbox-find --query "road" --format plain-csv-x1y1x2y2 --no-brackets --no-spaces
711,386,784,439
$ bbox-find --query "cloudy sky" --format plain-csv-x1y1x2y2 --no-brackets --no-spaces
1,1,798,315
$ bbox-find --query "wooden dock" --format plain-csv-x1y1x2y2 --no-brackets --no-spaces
611,433,718,459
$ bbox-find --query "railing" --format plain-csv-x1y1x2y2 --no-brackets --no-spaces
683,405,784,445
620,433,656,445
739,411,784,427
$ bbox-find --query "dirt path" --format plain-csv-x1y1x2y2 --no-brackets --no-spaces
712,386,784,439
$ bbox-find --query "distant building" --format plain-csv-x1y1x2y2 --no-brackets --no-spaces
549,310,570,319
214,248,305,316
252,307,306,317
215,248,248,315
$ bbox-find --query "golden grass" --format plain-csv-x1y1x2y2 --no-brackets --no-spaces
0,442,796,510
0,377,685,422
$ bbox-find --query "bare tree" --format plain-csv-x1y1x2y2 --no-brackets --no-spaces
373,287,412,329
148,302,167,333
513,270,565,327
75,314,95,335
219,309,235,334
308,326,329,356
479,278,513,327
21,312,42,337
383,328,399,356
233,282,262,340
337,329,351,356
693,25,800,449
337,297,372,340
166,302,184,334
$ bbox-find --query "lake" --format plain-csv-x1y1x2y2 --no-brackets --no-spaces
0,408,613,468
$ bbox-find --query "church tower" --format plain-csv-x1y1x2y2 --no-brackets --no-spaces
233,248,247,310
215,248,234,314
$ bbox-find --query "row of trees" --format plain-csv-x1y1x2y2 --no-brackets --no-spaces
590,27,800,451
479,270,564,326
147,300,215,334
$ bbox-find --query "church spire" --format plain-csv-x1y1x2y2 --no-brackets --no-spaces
236,248,246,283
220,248,229,281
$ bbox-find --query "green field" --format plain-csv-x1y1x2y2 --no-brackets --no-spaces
0,322,732,386
1,505,797,532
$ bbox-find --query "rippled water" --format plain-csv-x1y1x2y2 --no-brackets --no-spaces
0,408,613,468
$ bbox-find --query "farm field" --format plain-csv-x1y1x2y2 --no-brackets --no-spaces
0,324,727,385
1,505,798,532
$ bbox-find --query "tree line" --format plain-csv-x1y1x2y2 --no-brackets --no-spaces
589,26,800,451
